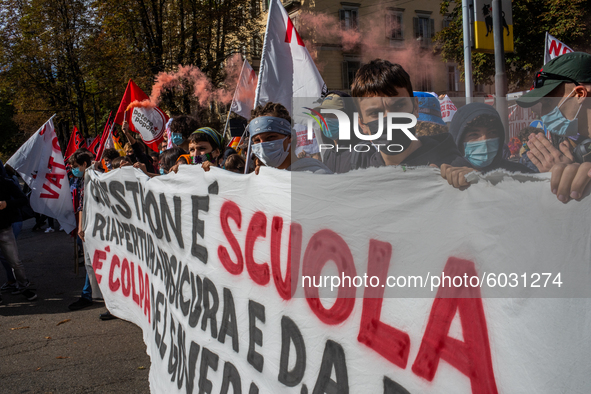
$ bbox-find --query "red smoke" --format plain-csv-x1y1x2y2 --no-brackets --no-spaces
126,99,155,112
298,9,439,92
150,55,244,107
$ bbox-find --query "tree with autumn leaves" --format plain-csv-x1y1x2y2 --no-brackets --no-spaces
435,0,591,91
0,0,262,159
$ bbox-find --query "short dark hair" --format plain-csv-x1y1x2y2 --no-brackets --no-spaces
69,149,93,167
111,156,124,169
351,59,413,98
187,130,222,151
170,115,201,139
251,102,292,123
103,148,120,161
223,154,245,173
159,147,186,172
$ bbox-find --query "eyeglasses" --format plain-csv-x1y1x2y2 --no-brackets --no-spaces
533,71,580,89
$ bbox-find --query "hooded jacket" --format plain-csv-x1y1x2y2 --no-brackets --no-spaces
369,133,472,168
449,103,533,174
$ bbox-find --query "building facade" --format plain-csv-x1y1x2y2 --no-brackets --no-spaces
249,0,493,97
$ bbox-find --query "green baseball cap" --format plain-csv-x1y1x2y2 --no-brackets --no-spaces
517,52,591,108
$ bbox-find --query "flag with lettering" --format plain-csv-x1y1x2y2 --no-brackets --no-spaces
257,0,327,114
7,117,76,233
545,33,573,64
231,59,258,119
64,126,86,159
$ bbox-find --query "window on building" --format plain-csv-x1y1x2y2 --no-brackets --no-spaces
413,14,435,46
386,12,403,40
443,14,452,29
339,8,358,31
342,60,361,90
417,69,432,92
251,0,260,17
448,65,458,91
252,35,262,58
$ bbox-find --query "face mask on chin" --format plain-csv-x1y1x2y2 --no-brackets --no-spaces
251,138,290,168
540,88,583,137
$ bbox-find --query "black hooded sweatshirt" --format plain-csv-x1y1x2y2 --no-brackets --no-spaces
322,123,470,172
368,132,473,168
449,103,533,174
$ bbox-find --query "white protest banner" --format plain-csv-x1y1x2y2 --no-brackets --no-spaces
544,32,573,64
438,95,457,123
256,0,327,115
83,166,590,394
7,117,76,233
231,60,258,119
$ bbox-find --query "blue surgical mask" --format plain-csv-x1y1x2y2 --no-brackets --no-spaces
251,138,290,168
72,167,84,178
540,90,582,137
463,138,499,168
159,168,166,175
171,132,184,146
323,119,340,140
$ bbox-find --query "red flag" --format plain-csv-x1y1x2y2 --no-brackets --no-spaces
64,126,86,159
114,79,168,152
114,79,150,127
87,134,101,157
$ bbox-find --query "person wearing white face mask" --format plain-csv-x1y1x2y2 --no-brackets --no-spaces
249,102,332,174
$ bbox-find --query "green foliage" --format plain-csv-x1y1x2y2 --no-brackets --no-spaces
0,0,262,157
434,0,591,90
0,95,22,158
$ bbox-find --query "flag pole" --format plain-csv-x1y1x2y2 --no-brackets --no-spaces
224,60,247,142
98,116,115,162
543,32,548,65
245,0,273,174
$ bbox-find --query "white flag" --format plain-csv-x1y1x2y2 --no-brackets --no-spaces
438,95,458,123
231,60,258,119
257,0,327,114
545,33,573,64
7,117,76,233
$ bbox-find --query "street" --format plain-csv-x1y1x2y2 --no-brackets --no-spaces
0,219,151,394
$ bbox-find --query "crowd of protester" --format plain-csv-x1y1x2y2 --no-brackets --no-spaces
1,51,591,310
